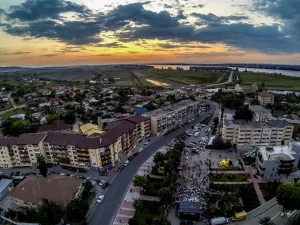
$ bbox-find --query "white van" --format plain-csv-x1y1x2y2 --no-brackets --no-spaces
211,217,229,225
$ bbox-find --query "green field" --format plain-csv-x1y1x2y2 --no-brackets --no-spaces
146,69,225,84
2,107,28,118
240,72,300,90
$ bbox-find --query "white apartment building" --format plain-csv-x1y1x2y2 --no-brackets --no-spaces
249,105,272,122
222,120,294,147
256,142,300,180
148,100,205,135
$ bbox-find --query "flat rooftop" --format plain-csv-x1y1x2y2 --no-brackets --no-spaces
149,100,197,117
259,145,296,161
224,119,291,129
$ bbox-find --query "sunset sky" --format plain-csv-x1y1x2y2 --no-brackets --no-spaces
0,0,300,67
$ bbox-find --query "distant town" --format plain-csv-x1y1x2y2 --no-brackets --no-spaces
0,65,299,225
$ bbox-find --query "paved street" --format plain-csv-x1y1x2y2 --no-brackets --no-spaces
87,102,218,225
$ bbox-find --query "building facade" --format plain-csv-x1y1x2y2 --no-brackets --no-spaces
149,100,205,135
0,115,150,170
222,120,294,147
256,142,300,180
258,91,274,106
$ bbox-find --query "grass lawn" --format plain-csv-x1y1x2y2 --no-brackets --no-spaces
147,69,224,84
133,201,164,225
240,72,300,90
2,107,28,118
209,174,248,182
214,73,230,83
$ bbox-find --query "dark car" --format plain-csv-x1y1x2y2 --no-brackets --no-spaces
69,167,77,172
259,217,271,224
102,182,110,189
99,169,108,176
117,165,125,172
78,168,87,173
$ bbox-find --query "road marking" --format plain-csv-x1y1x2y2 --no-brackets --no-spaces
271,212,281,221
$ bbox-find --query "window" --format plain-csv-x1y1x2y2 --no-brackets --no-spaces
272,167,275,171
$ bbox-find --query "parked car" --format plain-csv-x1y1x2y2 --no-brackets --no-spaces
259,217,271,224
96,195,104,203
138,148,143,152
99,180,106,186
102,182,110,189
69,167,77,172
117,165,125,172
123,160,129,166
78,168,87,173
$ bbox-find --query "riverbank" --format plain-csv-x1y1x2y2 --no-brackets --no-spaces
240,72,300,91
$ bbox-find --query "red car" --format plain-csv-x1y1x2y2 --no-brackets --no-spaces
102,182,110,189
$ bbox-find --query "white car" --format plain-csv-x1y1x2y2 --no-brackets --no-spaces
123,160,129,166
138,148,143,152
97,195,104,203
144,141,150,145
99,180,105,186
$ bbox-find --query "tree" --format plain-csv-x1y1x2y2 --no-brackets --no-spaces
133,199,143,212
212,135,225,150
36,201,64,225
213,117,219,126
46,113,59,124
9,120,31,136
37,156,48,177
62,111,76,124
153,216,171,225
235,106,253,121
108,77,115,83
277,184,300,210
133,175,147,188
153,152,165,164
158,187,173,206
66,199,89,222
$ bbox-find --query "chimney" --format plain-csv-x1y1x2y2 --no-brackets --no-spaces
98,117,102,130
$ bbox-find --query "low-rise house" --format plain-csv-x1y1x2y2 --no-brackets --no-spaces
259,91,274,106
10,174,83,208
0,179,13,200
10,114,25,120
38,120,70,132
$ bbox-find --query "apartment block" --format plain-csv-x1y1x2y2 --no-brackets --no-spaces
0,115,150,170
149,100,204,135
249,105,272,122
0,133,47,168
256,142,300,180
258,90,274,106
222,120,294,147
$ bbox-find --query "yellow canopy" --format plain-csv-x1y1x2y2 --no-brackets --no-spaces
80,123,102,136
235,211,247,218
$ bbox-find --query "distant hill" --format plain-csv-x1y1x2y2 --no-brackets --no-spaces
0,67,30,72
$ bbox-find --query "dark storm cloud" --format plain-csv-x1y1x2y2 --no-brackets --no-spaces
176,10,187,20
119,22,300,54
7,0,91,21
106,3,179,28
158,43,210,49
253,0,300,36
92,42,127,48
0,0,300,54
191,13,248,25
0,51,31,55
3,19,102,45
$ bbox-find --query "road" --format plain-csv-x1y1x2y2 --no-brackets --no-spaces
88,102,218,225
0,93,27,115
206,71,233,87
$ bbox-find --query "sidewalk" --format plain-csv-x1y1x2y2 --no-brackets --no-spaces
112,146,169,225
245,167,266,205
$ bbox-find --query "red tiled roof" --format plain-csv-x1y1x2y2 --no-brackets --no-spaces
44,132,101,149
0,133,47,146
38,120,69,132
10,174,82,205
259,91,273,97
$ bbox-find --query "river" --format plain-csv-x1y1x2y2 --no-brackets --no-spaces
150,64,300,77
